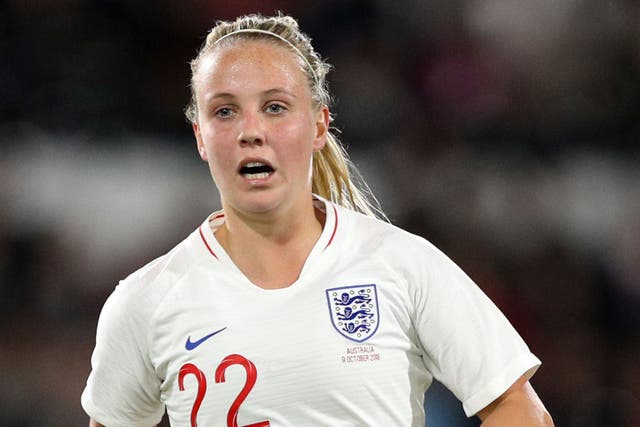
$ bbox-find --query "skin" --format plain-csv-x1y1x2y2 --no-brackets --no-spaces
89,37,552,427
192,39,330,289
478,375,554,426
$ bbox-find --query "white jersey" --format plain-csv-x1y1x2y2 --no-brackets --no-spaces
81,198,540,427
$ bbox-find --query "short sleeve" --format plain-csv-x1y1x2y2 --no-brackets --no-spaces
411,241,541,417
81,281,165,427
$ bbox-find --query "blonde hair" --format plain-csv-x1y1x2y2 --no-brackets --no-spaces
185,13,386,220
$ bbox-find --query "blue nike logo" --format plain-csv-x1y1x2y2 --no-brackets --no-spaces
185,327,227,351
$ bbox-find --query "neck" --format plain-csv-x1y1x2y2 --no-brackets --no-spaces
215,196,325,289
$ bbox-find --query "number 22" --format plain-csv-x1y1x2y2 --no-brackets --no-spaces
179,354,270,427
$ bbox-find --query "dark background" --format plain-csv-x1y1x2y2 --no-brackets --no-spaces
1,1,639,426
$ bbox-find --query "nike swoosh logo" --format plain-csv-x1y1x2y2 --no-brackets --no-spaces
185,327,227,351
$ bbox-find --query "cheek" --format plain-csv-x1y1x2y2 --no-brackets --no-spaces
275,131,312,170
201,124,232,154
209,147,234,177
200,131,235,175
277,118,317,154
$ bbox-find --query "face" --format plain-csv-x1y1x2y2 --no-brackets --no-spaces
192,39,329,218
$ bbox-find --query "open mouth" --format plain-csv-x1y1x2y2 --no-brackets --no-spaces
239,161,275,179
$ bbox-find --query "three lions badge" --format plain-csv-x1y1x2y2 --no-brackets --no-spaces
326,284,380,343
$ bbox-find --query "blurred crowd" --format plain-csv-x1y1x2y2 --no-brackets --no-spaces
1,0,639,426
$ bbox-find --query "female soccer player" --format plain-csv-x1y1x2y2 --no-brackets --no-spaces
82,13,553,427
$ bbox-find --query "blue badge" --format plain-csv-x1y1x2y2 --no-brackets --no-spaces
326,284,380,343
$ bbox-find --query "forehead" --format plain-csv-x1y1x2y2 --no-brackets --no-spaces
194,39,310,95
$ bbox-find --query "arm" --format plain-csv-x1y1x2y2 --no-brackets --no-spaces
477,375,554,426
82,281,164,427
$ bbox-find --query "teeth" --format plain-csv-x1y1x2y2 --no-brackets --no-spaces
244,172,270,179
240,161,273,179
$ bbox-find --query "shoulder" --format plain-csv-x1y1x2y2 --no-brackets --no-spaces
335,205,441,260
333,205,473,297
99,229,201,326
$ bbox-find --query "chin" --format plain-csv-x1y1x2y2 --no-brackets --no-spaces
230,191,286,215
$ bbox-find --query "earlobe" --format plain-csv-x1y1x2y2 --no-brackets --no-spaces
193,122,208,161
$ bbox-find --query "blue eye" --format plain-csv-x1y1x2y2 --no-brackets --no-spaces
215,107,234,118
265,103,286,114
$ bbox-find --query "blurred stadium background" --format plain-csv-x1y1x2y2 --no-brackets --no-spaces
1,1,639,426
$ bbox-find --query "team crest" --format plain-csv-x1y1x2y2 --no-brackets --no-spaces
326,284,380,343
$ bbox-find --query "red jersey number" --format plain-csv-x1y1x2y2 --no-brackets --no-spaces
179,354,270,427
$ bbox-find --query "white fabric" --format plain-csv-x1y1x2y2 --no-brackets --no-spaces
81,198,540,426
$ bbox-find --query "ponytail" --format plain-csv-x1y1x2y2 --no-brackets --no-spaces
313,133,387,221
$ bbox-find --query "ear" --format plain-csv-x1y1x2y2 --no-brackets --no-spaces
312,105,330,152
193,122,208,161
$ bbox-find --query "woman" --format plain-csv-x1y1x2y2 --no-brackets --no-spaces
82,13,553,427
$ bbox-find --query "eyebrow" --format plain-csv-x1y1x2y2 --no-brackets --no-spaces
204,88,298,103
263,88,298,98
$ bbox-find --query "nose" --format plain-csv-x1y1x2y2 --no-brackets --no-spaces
237,111,264,146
